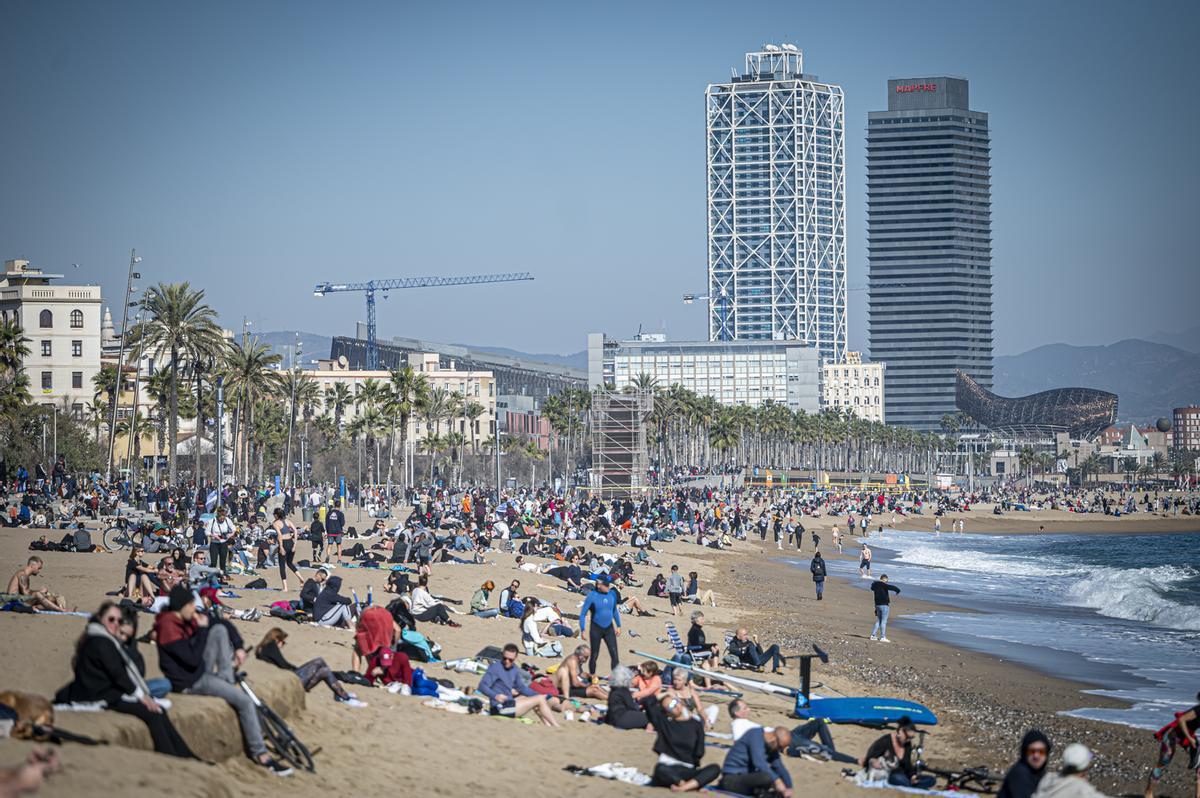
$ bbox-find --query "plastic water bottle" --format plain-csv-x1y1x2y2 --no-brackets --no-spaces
367,586,373,606
352,589,361,608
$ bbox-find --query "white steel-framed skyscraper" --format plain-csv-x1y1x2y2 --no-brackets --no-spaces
706,46,846,364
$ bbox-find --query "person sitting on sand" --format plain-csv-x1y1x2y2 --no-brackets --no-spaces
409,575,461,627
554,644,607,700
5,556,68,612
299,566,328,614
478,643,559,726
604,665,649,730
682,571,716,607
313,575,355,628
154,585,292,776
520,598,563,658
861,716,932,788
470,580,500,618
664,669,719,729
255,628,366,707
55,601,197,759
1144,692,1198,798
632,661,662,703
727,628,785,674
999,730,1052,798
720,725,793,798
646,694,722,792
1032,743,1106,798
124,546,157,599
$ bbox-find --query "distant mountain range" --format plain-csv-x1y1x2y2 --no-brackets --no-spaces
994,338,1200,424
256,329,1198,425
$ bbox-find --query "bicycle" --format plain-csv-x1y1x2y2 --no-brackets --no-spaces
237,675,315,773
102,518,145,551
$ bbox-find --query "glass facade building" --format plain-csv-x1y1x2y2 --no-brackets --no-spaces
706,46,845,365
586,333,820,412
867,77,993,430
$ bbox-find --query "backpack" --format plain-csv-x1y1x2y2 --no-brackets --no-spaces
244,578,269,590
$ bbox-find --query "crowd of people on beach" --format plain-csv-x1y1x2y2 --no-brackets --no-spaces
0,464,1196,797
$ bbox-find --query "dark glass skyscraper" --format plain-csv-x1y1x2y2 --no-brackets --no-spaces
867,77,993,431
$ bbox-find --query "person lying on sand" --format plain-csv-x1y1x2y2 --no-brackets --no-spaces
5,556,69,612
255,627,366,707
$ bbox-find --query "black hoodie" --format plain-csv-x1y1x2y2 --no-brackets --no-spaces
998,729,1051,798
313,575,351,620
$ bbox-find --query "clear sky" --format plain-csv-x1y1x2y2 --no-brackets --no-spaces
1,0,1196,356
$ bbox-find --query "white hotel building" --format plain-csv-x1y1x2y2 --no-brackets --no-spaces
0,259,102,418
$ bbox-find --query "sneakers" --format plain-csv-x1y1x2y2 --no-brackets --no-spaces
260,757,293,777
869,635,878,641
336,695,368,708
879,637,890,643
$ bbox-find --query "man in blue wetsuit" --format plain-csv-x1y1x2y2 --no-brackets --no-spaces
579,574,620,675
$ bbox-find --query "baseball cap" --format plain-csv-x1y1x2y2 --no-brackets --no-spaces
198,587,223,607
1060,743,1093,773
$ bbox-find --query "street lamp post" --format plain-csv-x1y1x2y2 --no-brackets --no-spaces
283,336,302,491
106,249,141,482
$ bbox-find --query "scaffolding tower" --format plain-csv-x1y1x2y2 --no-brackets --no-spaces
590,391,653,499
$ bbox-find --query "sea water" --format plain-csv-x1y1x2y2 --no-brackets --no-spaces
821,530,1200,729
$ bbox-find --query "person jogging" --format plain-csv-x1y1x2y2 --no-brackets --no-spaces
579,574,620,675
869,574,900,643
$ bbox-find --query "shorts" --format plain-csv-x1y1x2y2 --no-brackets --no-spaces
860,560,870,569
569,686,590,699
489,698,516,716
668,592,681,606
327,534,343,544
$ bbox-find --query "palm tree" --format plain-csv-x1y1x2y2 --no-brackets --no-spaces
1151,451,1168,482
462,400,485,454
386,366,428,485
129,283,224,483
419,387,452,481
0,319,30,420
223,338,283,483
324,383,353,430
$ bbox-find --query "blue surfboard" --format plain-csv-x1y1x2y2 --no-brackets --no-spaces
794,696,938,726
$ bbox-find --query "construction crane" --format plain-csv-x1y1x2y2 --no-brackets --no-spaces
313,272,534,369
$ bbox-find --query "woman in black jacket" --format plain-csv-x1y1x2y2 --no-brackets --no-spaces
55,602,196,758
604,666,649,730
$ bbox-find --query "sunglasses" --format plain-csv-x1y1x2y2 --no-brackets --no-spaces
102,614,121,624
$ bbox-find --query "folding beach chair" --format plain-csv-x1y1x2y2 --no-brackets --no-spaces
664,622,707,666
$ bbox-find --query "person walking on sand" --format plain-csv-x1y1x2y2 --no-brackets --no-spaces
859,543,872,578
810,551,827,601
869,574,900,643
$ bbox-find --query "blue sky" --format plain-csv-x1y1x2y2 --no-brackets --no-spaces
1,0,1196,356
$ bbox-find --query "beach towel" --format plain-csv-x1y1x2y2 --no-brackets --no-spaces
849,774,969,798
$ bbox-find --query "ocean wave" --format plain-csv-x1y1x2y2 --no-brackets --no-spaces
1064,565,1200,631
889,543,1082,578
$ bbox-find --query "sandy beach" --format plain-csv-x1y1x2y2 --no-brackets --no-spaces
0,503,1196,797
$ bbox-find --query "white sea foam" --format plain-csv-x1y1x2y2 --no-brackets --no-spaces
1064,565,1200,631
890,542,1081,578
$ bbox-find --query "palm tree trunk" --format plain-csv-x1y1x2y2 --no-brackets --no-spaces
168,351,180,483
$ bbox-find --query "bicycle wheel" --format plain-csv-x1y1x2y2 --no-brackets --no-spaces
257,703,314,772
102,527,130,551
